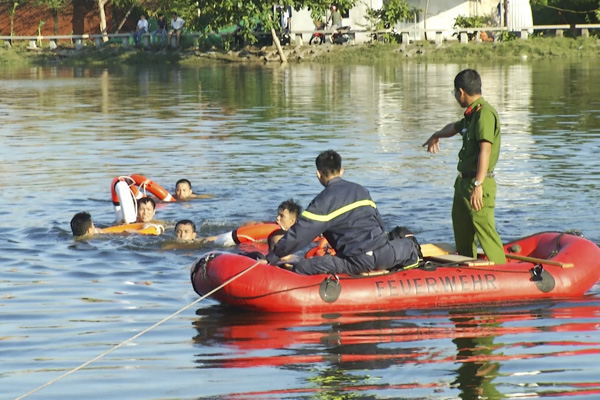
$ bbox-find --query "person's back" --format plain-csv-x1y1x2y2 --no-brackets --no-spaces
294,177,387,258
330,6,342,28
267,150,419,275
71,212,97,237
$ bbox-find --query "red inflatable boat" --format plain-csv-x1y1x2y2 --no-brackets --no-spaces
190,231,600,313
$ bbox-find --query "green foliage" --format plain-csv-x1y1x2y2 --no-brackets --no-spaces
195,0,358,45
365,0,415,30
497,30,517,42
4,0,21,36
308,0,354,21
452,14,493,41
453,15,490,29
37,20,44,42
530,0,600,25
37,0,70,11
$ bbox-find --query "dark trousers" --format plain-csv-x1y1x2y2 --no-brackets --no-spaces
293,238,418,275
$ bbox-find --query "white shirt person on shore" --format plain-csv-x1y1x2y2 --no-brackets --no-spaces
168,13,185,47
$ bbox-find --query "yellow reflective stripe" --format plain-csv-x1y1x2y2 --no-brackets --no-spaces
401,260,419,270
302,199,376,222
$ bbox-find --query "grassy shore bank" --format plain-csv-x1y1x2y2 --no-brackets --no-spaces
1,36,599,68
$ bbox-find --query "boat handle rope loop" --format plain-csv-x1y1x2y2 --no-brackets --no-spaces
15,260,262,400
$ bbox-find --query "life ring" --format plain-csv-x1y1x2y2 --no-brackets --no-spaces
103,223,164,236
213,223,281,247
305,236,336,258
111,176,143,223
131,174,175,203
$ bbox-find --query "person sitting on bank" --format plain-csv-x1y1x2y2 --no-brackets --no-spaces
175,179,212,200
168,12,185,47
152,13,168,45
203,198,302,246
174,219,197,241
70,212,105,238
266,150,420,275
134,15,148,46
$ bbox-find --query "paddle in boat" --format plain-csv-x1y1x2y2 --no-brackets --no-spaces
190,231,600,313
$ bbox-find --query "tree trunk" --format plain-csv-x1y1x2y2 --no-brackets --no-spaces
98,0,109,41
424,0,429,41
271,27,287,63
115,4,135,33
53,10,59,35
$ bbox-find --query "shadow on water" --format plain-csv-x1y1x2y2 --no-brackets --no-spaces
191,298,600,399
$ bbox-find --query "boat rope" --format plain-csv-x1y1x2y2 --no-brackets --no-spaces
15,260,262,400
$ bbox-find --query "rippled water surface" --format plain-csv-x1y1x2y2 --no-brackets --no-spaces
2,59,600,399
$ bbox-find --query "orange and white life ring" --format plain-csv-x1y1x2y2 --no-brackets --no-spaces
103,223,164,236
131,174,175,203
111,176,143,223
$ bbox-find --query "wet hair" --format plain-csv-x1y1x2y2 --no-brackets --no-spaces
138,197,156,209
277,199,302,219
268,229,287,252
71,212,93,237
454,69,482,96
175,219,196,232
176,178,192,189
315,150,342,178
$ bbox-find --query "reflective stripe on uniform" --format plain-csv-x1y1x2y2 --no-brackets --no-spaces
302,199,376,222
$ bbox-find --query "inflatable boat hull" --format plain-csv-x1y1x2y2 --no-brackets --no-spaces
191,232,600,313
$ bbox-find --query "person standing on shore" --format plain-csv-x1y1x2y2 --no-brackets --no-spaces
422,69,506,265
328,5,342,30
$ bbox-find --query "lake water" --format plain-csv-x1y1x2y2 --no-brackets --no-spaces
2,58,600,399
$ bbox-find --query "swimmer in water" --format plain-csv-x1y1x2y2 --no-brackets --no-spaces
175,179,213,200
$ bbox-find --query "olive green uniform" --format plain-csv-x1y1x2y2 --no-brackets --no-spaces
452,98,506,264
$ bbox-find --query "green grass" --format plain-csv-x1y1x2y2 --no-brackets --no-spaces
311,36,600,64
2,36,600,67
0,45,36,65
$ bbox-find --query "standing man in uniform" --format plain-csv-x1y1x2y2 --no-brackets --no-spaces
423,69,506,264
266,150,420,275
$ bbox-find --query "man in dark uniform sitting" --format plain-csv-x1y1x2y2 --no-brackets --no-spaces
266,150,420,275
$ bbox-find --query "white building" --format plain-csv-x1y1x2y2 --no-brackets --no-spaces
290,0,532,44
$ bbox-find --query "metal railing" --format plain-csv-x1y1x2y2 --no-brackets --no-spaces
2,23,599,50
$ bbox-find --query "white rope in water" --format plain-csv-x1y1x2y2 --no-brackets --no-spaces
15,260,262,400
